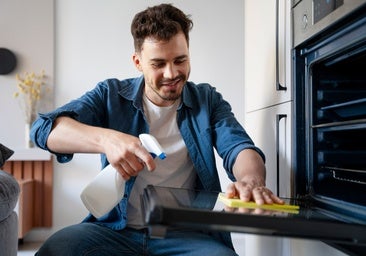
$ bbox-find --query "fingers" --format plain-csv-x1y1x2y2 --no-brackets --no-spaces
226,181,257,202
225,183,238,198
133,144,156,171
114,154,156,180
104,132,160,179
113,158,145,180
251,186,284,205
225,182,285,205
252,187,274,205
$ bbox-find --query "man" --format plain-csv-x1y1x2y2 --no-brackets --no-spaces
31,3,283,255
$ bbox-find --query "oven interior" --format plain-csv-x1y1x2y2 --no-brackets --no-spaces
311,44,366,213
294,6,366,221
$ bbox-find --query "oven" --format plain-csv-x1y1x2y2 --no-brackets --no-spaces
293,0,366,254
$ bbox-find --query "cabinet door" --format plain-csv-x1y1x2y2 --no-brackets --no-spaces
244,0,292,112
244,102,292,198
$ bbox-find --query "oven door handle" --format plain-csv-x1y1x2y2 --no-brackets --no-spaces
276,0,287,91
276,114,287,197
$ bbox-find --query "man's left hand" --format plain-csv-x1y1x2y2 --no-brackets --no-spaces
225,181,284,205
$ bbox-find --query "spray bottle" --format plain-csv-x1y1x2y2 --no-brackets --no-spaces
80,134,166,218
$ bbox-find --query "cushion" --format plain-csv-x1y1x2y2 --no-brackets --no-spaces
0,171,20,222
0,211,18,255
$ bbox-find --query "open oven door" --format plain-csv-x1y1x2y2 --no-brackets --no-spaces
141,186,366,256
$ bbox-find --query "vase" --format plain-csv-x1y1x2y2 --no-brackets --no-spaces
25,123,34,148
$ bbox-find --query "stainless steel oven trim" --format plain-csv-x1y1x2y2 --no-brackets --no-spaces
293,0,366,47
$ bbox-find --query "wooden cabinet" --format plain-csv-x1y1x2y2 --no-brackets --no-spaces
17,179,35,239
2,149,53,239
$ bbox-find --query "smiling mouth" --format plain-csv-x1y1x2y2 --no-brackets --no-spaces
160,76,183,87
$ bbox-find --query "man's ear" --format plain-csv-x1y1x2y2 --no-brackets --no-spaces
132,53,142,72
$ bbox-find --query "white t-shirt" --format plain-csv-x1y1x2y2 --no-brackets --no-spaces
127,94,196,227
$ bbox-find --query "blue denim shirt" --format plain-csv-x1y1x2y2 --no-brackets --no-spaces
31,76,264,247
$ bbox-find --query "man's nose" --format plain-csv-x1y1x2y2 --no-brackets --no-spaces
163,63,178,79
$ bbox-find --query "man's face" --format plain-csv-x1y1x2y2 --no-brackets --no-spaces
133,32,190,107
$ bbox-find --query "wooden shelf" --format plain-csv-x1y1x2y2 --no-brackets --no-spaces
9,148,51,161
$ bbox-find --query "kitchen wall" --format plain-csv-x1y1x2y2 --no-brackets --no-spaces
1,0,246,249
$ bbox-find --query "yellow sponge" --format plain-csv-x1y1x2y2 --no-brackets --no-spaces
218,193,299,214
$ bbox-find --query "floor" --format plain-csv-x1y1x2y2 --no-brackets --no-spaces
17,241,42,256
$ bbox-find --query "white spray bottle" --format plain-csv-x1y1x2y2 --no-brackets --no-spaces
80,134,166,218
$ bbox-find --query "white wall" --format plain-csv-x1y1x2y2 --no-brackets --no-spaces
0,0,54,147
5,0,244,246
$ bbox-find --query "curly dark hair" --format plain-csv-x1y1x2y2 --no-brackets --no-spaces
131,3,193,52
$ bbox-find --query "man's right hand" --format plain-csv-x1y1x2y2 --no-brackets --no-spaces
102,131,156,180
47,116,156,180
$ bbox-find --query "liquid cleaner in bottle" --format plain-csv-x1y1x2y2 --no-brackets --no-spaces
80,134,166,218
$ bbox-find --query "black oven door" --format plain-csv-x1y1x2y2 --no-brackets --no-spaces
141,186,366,256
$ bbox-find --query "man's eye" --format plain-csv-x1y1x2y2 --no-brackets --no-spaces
175,59,186,65
152,63,165,68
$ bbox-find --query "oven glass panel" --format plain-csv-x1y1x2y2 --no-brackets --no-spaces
142,185,366,241
310,46,366,207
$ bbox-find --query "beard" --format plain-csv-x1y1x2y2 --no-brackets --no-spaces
149,74,187,102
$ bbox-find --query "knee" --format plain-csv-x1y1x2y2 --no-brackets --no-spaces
36,224,92,256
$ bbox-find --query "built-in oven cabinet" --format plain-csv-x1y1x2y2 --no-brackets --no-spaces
244,0,293,199
245,102,292,198
244,0,292,113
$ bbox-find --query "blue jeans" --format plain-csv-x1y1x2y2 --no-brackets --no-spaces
36,223,238,256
